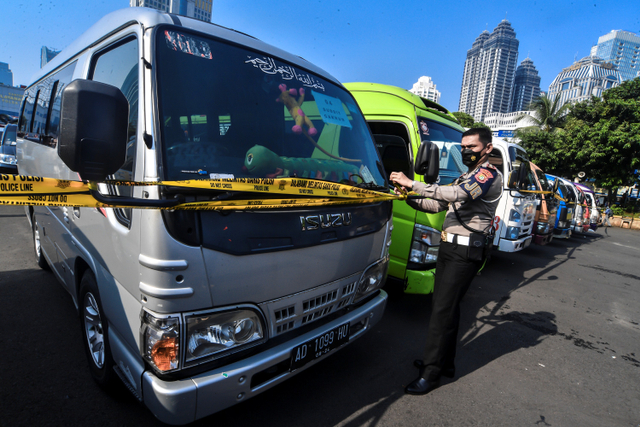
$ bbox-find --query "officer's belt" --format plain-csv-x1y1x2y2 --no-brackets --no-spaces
441,231,470,246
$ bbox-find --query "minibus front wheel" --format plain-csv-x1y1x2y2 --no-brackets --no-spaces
79,271,116,389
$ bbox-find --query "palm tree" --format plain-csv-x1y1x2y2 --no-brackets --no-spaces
516,94,571,132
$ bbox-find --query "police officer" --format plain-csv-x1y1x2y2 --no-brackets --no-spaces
390,127,502,395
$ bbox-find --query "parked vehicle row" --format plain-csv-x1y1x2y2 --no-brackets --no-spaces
6,8,607,425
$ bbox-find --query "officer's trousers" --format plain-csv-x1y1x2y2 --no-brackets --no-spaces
421,240,484,380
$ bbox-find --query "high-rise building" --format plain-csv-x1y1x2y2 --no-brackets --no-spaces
458,20,520,122
548,55,622,107
0,62,13,86
593,30,640,82
41,46,61,69
509,57,541,112
409,76,441,104
130,0,213,23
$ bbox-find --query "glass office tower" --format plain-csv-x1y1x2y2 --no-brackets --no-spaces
459,20,520,122
594,30,640,82
509,57,541,112
130,0,213,23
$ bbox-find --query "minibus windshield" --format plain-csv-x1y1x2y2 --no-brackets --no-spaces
417,118,465,185
155,28,385,187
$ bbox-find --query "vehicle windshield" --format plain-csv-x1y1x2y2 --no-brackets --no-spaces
155,28,385,187
508,146,536,190
534,168,551,193
417,117,465,185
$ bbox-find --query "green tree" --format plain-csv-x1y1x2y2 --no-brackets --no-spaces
562,77,640,191
516,93,571,132
516,128,574,176
452,112,474,127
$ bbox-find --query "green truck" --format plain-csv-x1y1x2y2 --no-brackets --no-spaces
345,82,466,294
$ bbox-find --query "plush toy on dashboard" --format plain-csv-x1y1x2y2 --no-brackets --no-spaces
243,145,359,181
277,84,318,136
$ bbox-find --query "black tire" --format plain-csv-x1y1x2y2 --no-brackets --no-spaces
32,212,49,270
79,271,117,388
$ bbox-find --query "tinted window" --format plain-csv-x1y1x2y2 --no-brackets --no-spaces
155,28,384,186
90,37,139,224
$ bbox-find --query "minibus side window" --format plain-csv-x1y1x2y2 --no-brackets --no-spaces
18,89,36,136
46,62,76,147
89,37,139,225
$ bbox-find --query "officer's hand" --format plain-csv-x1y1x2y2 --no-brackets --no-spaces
390,172,412,190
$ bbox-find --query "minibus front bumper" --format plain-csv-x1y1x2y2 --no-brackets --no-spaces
142,290,388,425
498,235,532,252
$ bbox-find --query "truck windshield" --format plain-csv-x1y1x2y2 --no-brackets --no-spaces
155,28,385,187
417,117,465,185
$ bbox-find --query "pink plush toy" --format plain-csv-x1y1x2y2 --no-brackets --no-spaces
276,84,318,136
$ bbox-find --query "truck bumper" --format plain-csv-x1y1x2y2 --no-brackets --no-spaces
533,232,553,246
498,235,532,252
553,228,571,239
142,290,388,425
404,268,435,294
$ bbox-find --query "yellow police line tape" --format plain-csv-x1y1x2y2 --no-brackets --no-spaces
514,188,576,204
0,174,405,211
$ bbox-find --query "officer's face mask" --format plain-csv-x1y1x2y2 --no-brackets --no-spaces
461,148,485,167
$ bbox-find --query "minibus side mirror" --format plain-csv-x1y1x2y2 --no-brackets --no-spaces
552,178,560,194
58,79,129,182
414,140,439,184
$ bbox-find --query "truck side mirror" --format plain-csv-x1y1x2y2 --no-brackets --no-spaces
372,134,412,179
414,140,439,183
508,163,528,189
58,79,129,182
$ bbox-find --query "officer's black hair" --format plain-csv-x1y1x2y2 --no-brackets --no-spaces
462,127,492,146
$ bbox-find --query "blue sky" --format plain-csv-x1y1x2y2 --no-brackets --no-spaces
3,0,639,112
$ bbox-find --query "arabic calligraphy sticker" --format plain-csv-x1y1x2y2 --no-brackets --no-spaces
312,91,352,129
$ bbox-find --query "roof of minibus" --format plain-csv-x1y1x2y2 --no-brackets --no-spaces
344,82,461,128
574,182,595,194
28,7,339,88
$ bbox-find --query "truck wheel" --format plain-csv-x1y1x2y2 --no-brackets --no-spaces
32,212,49,270
79,271,116,388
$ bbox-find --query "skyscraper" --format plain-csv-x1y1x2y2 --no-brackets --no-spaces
547,55,622,107
0,62,13,86
41,46,61,69
409,76,441,104
509,57,541,112
130,0,213,23
458,20,519,122
593,30,640,82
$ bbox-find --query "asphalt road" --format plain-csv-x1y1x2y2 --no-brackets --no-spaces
0,205,638,427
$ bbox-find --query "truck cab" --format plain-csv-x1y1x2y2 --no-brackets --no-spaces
546,174,575,239
530,163,558,245
487,138,536,252
344,82,466,294
15,9,391,424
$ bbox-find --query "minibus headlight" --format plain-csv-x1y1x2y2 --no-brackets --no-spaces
185,309,265,364
509,209,521,223
0,153,17,165
506,226,521,240
409,224,441,265
140,312,180,372
354,258,388,302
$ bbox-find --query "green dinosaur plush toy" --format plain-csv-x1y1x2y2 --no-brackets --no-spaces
243,145,359,181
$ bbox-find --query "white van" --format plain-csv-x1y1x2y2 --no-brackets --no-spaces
487,138,536,252
16,8,390,424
